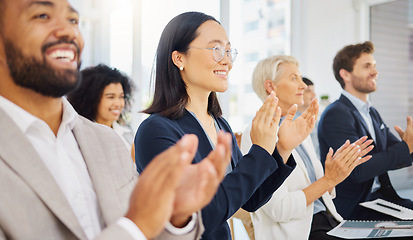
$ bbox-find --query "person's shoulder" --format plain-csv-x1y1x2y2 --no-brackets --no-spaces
139,113,177,129
77,115,120,139
136,113,182,139
321,99,349,118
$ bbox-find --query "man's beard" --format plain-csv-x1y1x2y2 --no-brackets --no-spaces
351,75,377,94
4,38,82,98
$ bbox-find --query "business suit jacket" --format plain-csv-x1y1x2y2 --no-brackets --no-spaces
0,108,203,240
135,110,295,240
318,94,412,219
241,127,342,240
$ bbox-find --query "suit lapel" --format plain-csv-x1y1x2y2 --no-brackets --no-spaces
369,108,384,151
299,136,344,221
72,119,123,225
177,111,237,167
291,149,311,182
302,137,324,180
177,111,213,162
0,109,87,239
339,95,373,139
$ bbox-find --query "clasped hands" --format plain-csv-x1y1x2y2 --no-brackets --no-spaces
250,92,319,162
126,132,232,239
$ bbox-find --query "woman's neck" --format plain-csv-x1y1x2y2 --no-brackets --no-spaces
186,100,210,119
185,88,211,119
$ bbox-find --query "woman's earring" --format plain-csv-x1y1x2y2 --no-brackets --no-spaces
179,66,184,71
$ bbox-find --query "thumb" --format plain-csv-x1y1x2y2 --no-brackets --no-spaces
325,147,333,163
285,104,298,122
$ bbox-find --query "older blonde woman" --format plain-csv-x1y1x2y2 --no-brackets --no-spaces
241,55,373,240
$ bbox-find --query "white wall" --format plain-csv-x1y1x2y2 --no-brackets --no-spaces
292,0,367,103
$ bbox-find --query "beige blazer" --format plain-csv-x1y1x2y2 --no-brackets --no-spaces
0,109,203,240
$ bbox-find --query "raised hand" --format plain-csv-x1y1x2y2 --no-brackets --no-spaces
277,98,318,161
394,116,413,153
324,136,374,186
171,131,232,226
303,136,373,205
125,134,200,239
250,92,282,155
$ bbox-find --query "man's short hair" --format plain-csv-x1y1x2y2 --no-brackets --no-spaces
302,77,313,86
333,41,375,89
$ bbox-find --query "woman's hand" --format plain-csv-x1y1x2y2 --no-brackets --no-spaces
277,98,319,161
250,92,282,155
323,136,374,187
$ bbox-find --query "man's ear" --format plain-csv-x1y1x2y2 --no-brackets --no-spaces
264,79,276,95
171,50,184,70
339,69,350,84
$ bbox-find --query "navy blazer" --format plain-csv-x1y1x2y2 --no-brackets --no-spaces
318,94,412,219
135,110,295,240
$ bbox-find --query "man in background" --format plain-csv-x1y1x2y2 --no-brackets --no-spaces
318,41,413,220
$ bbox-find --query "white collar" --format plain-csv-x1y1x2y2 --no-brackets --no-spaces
342,90,372,113
0,95,78,134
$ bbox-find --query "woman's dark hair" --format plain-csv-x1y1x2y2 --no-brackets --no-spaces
67,64,133,124
143,11,222,119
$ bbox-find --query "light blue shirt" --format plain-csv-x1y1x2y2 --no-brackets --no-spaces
280,116,326,214
342,91,376,142
295,144,326,214
341,91,380,193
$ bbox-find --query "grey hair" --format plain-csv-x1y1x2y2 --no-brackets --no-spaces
252,55,299,102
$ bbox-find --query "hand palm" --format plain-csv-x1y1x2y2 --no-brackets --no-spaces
173,162,216,216
278,99,318,152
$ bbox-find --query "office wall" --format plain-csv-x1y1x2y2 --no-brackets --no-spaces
292,0,364,103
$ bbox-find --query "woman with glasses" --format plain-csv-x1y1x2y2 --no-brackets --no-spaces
134,12,318,240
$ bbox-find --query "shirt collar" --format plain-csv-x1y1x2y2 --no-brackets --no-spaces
342,90,372,113
0,95,78,134
112,121,131,135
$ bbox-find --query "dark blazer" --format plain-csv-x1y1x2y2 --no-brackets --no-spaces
318,94,412,219
135,110,295,240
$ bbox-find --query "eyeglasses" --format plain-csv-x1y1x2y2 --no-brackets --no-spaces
189,45,238,63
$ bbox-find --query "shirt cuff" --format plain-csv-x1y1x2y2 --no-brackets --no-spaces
116,217,147,240
164,212,197,235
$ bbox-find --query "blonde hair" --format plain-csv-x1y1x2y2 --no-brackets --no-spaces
252,55,299,102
